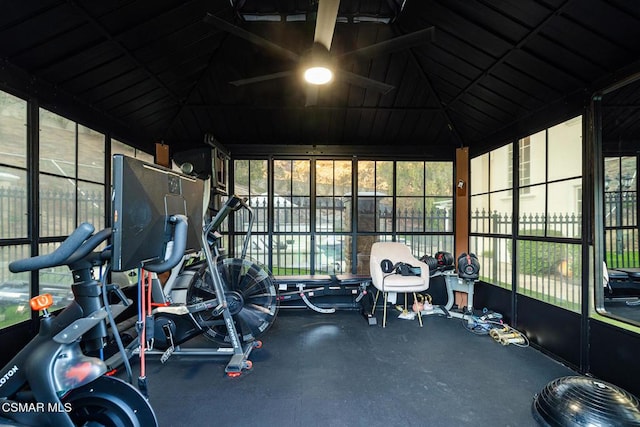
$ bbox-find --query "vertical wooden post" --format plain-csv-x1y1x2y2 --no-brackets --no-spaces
455,147,470,308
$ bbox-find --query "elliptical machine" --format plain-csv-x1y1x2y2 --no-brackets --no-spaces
0,217,187,426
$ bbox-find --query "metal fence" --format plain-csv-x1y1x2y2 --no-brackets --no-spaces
231,198,454,275
2,186,636,292
1,186,105,288
1,186,105,239
604,191,638,268
471,208,582,238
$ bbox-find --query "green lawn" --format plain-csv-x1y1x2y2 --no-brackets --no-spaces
606,251,639,268
0,304,30,328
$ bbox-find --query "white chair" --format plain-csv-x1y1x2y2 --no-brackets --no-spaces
369,242,430,327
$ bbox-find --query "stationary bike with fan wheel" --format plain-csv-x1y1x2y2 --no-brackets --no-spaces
115,195,279,377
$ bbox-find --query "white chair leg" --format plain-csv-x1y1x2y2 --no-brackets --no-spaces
372,289,380,314
383,292,388,328
414,292,423,327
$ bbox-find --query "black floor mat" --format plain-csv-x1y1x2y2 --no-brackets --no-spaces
121,309,576,427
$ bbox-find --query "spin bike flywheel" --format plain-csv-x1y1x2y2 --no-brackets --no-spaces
186,257,279,345
62,375,158,427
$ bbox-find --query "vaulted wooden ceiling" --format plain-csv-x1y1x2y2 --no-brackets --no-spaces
2,0,640,158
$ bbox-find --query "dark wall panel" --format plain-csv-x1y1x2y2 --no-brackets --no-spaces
474,282,581,369
516,295,581,369
473,281,513,324
589,319,640,397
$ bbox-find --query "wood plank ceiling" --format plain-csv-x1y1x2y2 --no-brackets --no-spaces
1,0,639,157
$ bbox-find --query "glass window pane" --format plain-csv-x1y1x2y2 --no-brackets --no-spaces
316,235,349,274
273,160,310,233
234,160,249,193
38,242,74,312
357,160,375,191
548,116,582,181
269,235,311,275
317,196,348,232
39,109,76,177
235,159,268,197
490,190,512,234
523,130,546,186
405,234,454,259
78,125,105,183
471,194,489,233
519,183,546,236
0,166,27,238
516,241,581,313
396,161,424,196
357,195,391,233
426,162,453,196
490,144,512,192
357,161,393,195
426,197,452,232
547,178,582,238
354,235,392,275
77,181,105,231
316,160,351,196
620,156,637,191
471,153,488,195
249,160,268,194
604,157,621,192
0,91,27,169
274,160,293,195
111,139,136,157
40,174,76,237
0,244,31,327
470,236,512,289
396,196,423,232
605,228,639,269
291,160,310,196
316,160,351,233
376,162,393,193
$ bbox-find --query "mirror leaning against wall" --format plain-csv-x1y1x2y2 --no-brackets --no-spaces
594,73,640,326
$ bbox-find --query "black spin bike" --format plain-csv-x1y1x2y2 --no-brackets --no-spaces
0,216,187,426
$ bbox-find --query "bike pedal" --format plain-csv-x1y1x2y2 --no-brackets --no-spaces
160,345,174,364
212,303,225,316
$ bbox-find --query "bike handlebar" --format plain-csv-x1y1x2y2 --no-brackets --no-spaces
65,228,113,265
143,214,189,273
9,222,96,273
9,215,189,274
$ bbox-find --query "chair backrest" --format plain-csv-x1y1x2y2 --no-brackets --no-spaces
369,241,427,288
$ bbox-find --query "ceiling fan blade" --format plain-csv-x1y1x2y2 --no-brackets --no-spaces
335,70,395,94
339,26,435,61
230,70,295,87
314,0,340,50
204,13,300,62
305,85,319,107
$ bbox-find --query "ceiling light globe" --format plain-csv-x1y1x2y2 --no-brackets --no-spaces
304,66,333,85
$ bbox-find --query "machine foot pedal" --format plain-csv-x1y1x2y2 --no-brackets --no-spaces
362,310,377,326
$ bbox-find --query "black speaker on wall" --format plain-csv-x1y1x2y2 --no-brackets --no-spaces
173,148,212,180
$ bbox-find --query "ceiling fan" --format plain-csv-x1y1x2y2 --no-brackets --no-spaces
203,0,435,106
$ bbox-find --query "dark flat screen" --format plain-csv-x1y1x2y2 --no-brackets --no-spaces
111,154,205,272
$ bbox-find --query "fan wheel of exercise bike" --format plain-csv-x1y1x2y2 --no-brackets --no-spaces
186,257,279,345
